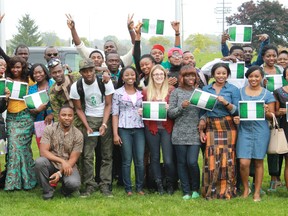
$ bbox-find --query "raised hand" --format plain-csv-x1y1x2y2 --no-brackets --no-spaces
66,14,75,30
171,21,180,32
127,13,134,31
256,34,269,42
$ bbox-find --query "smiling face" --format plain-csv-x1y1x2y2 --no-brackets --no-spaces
33,65,47,83
263,49,278,67
11,62,23,79
213,66,228,85
50,64,65,85
122,68,136,86
248,69,263,88
80,67,96,85
140,57,154,76
277,52,288,69
90,52,104,67
0,59,7,78
182,52,196,67
151,68,165,85
59,107,74,128
183,73,196,87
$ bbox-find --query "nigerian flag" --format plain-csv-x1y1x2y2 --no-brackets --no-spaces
0,79,5,97
239,101,265,121
266,74,287,92
227,62,245,79
142,19,164,35
189,89,217,111
142,101,167,121
6,80,28,100
228,25,252,43
24,90,49,109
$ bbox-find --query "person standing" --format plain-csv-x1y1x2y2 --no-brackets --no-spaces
199,63,240,200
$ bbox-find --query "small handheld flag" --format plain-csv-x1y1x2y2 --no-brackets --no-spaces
24,90,49,109
239,101,265,121
189,89,217,111
228,25,252,43
142,101,167,121
6,80,28,100
142,19,164,35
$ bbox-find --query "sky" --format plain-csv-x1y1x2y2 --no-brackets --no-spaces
1,0,288,43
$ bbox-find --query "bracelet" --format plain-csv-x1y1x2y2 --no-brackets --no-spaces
225,102,230,107
102,123,107,129
57,171,62,178
129,29,134,32
175,33,180,36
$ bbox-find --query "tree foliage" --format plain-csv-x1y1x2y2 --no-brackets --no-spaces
226,0,288,49
41,32,64,47
148,36,172,50
184,34,218,52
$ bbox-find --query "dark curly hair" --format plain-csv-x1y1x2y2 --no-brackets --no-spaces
6,56,29,82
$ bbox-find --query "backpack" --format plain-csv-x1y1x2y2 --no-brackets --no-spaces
76,75,105,107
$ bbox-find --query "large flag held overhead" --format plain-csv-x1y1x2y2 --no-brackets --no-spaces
228,25,252,43
266,74,288,92
142,19,164,35
23,90,49,109
189,89,217,111
239,101,265,121
6,80,28,100
0,79,5,97
142,101,167,121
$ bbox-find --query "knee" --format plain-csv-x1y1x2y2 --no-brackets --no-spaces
35,157,49,169
65,178,81,191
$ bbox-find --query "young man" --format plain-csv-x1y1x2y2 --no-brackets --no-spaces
35,105,83,200
69,59,115,197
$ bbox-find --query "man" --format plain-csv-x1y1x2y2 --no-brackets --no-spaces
69,58,115,197
105,51,121,88
167,47,183,87
35,105,83,200
48,58,81,126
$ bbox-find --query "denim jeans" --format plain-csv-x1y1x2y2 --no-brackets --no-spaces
145,128,176,183
174,145,200,195
119,128,145,192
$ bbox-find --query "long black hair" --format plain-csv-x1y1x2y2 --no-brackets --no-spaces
6,56,29,82
116,66,140,90
30,63,50,82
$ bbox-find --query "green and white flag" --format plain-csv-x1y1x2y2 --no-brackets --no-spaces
142,19,164,35
227,62,245,79
23,90,49,109
5,80,28,100
266,74,288,92
239,101,265,121
142,101,167,121
0,79,5,98
189,89,217,111
228,25,252,43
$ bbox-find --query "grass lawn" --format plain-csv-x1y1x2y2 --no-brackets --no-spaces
0,137,287,216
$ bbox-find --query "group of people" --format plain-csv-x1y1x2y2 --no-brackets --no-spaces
0,14,288,203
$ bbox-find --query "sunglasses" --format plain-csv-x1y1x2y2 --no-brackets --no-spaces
47,53,58,57
48,59,61,68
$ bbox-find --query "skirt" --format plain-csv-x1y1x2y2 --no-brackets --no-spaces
202,116,237,200
5,109,36,190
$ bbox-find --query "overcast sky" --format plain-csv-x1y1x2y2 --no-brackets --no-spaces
1,0,287,42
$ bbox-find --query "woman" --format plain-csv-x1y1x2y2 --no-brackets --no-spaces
273,66,288,190
5,56,37,190
277,50,288,69
112,66,145,195
28,63,54,148
142,64,176,195
168,65,201,200
235,65,275,201
261,44,284,191
199,62,240,200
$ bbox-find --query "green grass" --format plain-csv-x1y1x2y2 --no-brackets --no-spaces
0,137,287,216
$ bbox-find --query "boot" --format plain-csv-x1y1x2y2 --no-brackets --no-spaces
155,179,164,195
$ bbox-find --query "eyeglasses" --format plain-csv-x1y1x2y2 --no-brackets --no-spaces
171,54,183,59
48,59,61,68
47,53,58,57
153,73,165,77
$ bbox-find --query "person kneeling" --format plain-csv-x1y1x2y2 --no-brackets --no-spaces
35,105,83,200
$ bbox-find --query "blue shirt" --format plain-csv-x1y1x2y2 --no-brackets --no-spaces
201,82,240,118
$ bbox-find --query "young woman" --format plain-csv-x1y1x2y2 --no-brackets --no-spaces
234,65,275,201
112,66,145,196
261,44,284,191
5,56,37,190
273,66,288,190
28,63,54,148
142,64,176,195
199,63,240,200
168,65,201,200
276,50,288,70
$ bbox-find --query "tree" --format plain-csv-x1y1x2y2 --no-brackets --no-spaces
9,14,43,49
41,32,64,47
184,34,218,53
226,0,288,49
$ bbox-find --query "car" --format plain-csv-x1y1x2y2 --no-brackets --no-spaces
28,46,83,72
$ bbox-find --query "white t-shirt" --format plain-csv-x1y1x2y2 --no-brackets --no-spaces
70,78,115,117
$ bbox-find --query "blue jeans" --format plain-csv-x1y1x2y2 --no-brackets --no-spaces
175,145,200,195
119,128,145,192
145,128,176,183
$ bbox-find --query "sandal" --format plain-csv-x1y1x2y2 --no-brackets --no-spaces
267,181,277,192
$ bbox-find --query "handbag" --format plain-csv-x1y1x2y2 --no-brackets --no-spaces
267,113,288,154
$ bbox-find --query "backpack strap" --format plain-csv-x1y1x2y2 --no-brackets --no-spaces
96,74,105,103
76,78,85,105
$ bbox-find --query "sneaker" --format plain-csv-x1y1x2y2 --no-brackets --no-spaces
182,194,191,200
80,186,95,198
191,191,200,199
100,184,113,197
